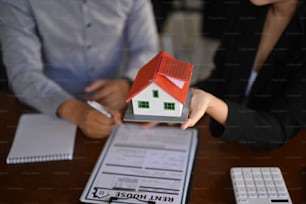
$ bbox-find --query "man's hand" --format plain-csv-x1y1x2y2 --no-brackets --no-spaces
78,107,122,139
85,79,130,111
57,99,122,139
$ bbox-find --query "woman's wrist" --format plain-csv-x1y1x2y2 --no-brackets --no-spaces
205,93,228,126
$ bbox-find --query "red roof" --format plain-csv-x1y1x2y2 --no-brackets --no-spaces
126,51,193,104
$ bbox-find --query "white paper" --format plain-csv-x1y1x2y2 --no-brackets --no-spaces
80,124,197,204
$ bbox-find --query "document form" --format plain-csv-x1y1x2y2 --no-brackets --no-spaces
80,124,198,204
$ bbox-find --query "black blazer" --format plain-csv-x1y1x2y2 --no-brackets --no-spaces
195,1,306,148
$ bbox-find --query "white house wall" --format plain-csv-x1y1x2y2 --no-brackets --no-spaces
132,83,183,117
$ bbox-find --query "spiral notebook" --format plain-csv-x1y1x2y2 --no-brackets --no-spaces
6,114,77,164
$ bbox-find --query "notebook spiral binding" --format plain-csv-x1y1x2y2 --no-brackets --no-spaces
7,153,71,164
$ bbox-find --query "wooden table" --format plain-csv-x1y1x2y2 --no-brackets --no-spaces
1,93,306,203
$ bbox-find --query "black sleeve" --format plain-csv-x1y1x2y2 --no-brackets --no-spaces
210,62,306,148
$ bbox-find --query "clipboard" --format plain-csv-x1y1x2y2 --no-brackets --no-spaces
80,124,198,204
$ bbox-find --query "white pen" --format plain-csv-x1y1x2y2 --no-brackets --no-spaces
87,100,112,118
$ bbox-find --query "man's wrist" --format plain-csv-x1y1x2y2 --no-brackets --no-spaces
57,99,87,125
119,77,133,87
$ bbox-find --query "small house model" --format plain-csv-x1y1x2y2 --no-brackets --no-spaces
125,51,193,117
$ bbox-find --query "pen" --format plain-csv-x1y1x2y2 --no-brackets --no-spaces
87,100,112,118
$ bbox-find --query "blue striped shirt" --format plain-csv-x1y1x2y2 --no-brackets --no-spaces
0,0,159,115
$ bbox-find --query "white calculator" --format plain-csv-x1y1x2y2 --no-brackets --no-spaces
230,167,292,204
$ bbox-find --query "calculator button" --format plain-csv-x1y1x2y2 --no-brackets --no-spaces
231,167,292,204
274,179,285,186
276,186,287,193
247,192,257,198
237,186,247,193
272,173,282,179
237,198,248,203
234,180,245,186
278,193,289,198
245,180,255,186
263,174,272,180
255,180,264,186
237,193,247,198
258,192,268,198
246,186,256,193
265,180,274,186
256,186,266,192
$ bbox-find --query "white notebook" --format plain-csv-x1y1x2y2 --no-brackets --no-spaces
6,114,77,164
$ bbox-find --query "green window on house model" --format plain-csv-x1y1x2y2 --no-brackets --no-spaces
138,101,150,109
152,90,159,98
164,102,175,110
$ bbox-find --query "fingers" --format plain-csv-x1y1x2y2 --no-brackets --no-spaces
96,91,118,105
81,109,116,139
86,80,112,102
109,110,123,125
181,118,196,130
91,88,113,101
86,79,130,111
84,129,111,139
181,89,209,130
94,112,114,125
85,80,108,93
181,105,207,130
141,122,159,129
181,120,189,130
87,81,119,104
167,122,176,126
